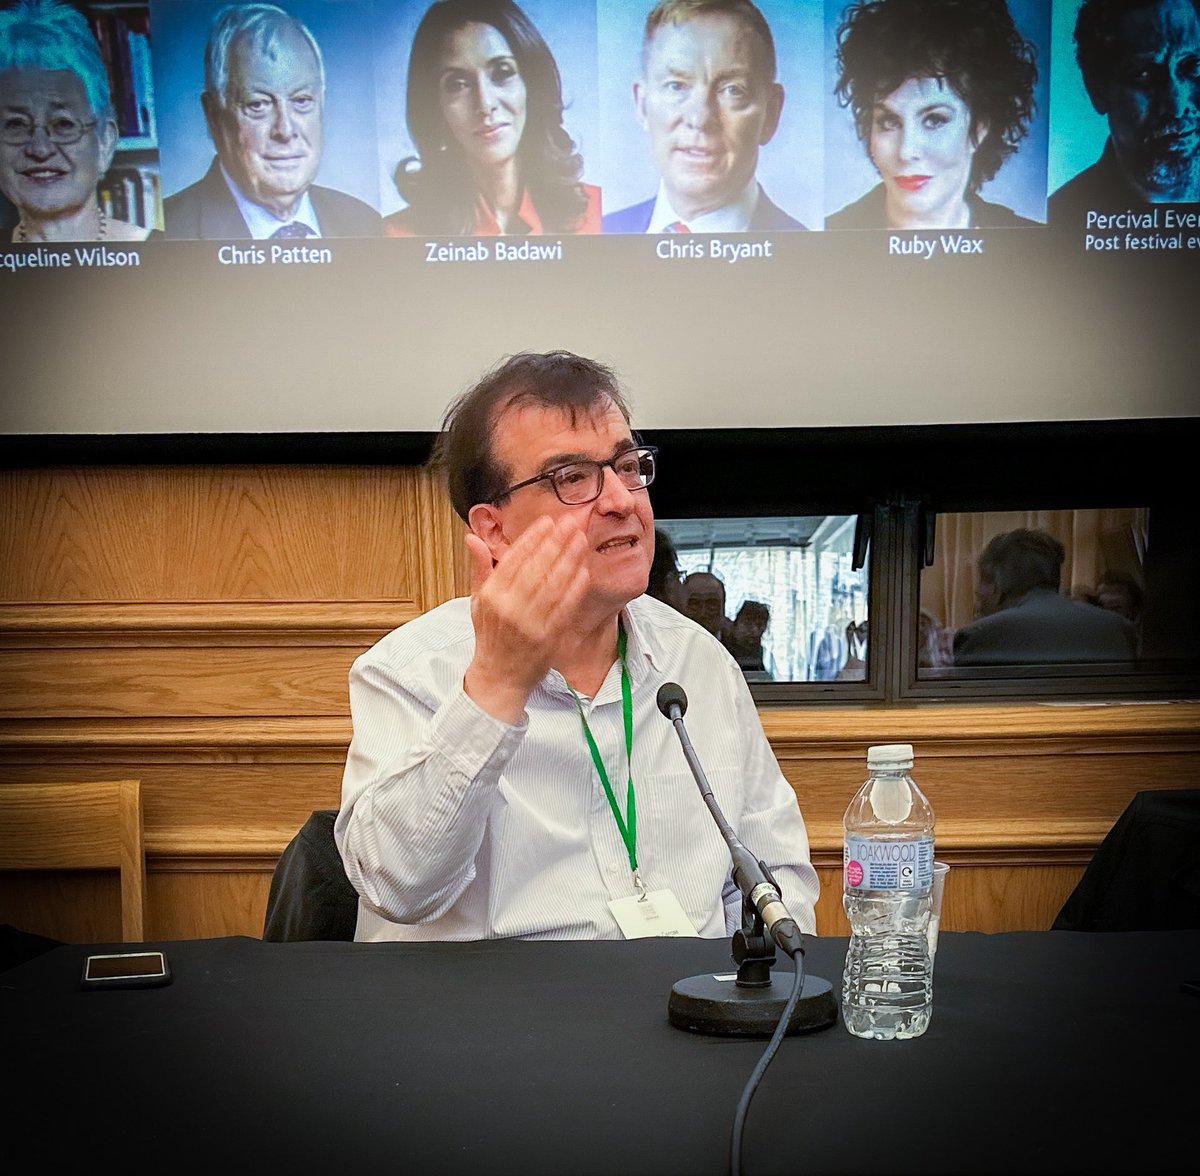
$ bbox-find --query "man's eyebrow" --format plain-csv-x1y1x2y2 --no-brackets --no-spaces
535,441,636,473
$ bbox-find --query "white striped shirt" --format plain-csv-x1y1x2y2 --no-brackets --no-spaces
336,593,819,942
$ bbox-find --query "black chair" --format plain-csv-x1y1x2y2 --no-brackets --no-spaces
262,810,359,942
1053,789,1200,932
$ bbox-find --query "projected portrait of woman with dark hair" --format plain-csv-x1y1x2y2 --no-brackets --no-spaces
825,0,1046,229
382,0,600,236
0,0,153,242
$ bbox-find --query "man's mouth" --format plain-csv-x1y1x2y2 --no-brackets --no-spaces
895,174,932,192
19,167,67,182
596,536,638,553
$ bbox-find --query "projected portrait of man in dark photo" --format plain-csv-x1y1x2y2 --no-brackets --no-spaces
1049,0,1200,220
826,0,1040,230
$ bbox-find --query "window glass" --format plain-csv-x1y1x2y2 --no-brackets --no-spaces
916,507,1187,677
652,517,868,683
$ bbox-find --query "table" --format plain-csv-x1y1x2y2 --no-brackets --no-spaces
3,931,1197,1174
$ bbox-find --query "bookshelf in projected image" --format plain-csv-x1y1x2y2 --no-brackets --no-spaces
90,2,160,231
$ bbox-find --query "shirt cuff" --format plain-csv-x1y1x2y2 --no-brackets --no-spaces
428,686,528,782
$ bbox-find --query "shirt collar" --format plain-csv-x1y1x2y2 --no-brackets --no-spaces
543,601,662,703
220,162,323,239
645,178,761,234
472,188,543,235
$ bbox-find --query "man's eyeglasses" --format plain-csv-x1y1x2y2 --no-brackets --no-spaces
494,446,657,506
1,114,97,147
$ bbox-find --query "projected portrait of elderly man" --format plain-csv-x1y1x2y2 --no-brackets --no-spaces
0,0,151,242
1049,0,1200,220
603,0,805,233
163,2,379,239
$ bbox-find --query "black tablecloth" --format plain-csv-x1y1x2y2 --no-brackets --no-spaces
3,931,1197,1175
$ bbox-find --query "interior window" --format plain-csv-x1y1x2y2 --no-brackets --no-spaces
652,516,868,683
917,508,1164,676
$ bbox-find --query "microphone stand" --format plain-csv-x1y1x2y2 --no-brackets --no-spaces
659,684,837,1037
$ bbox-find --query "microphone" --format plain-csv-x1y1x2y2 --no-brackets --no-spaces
656,682,804,959
656,680,836,1039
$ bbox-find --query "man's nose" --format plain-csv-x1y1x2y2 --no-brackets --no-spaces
594,465,637,513
270,101,296,139
682,86,718,130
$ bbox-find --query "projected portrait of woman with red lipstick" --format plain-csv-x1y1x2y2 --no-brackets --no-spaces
826,0,1040,230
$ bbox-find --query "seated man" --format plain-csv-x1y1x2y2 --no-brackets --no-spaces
335,351,818,941
953,528,1137,665
604,0,804,233
163,3,379,239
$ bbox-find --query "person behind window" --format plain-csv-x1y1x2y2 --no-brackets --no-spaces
1096,569,1144,626
0,0,148,242
725,599,771,674
680,570,731,641
1049,0,1199,222
828,0,1039,229
385,0,599,237
646,526,685,610
952,528,1137,665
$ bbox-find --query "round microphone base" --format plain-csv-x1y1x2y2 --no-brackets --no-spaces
668,971,838,1037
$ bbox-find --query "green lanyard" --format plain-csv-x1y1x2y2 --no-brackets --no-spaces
569,622,639,888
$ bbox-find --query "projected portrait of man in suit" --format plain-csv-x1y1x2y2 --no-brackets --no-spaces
1049,0,1200,220
161,2,380,239
602,0,808,233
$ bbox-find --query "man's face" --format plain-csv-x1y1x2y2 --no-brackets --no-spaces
481,400,655,616
1099,0,1200,201
209,24,324,218
683,574,726,634
635,13,782,220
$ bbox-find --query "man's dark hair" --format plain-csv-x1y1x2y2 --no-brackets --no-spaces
434,351,631,522
1074,0,1195,109
978,528,1064,605
834,0,1038,191
735,600,771,627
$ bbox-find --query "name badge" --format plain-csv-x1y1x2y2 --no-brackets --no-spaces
608,889,699,939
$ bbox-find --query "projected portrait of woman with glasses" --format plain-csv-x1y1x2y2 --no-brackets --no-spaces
383,0,600,236
0,0,150,242
826,0,1041,230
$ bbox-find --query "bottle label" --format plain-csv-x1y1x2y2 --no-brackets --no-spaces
844,836,934,891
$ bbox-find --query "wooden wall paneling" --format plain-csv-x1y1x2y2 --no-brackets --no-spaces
1,463,1195,943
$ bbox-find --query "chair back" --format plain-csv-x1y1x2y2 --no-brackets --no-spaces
1053,789,1200,931
263,809,358,942
0,779,146,941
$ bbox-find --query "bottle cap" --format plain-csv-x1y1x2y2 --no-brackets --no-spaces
867,743,913,770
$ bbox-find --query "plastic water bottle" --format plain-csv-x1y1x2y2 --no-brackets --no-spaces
842,743,935,1040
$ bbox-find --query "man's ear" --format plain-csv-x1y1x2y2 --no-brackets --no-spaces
467,502,507,562
759,82,784,145
634,80,649,131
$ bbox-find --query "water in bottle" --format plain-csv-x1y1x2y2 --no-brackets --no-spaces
842,743,935,1040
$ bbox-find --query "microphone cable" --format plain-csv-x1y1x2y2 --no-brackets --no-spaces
730,950,807,1176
